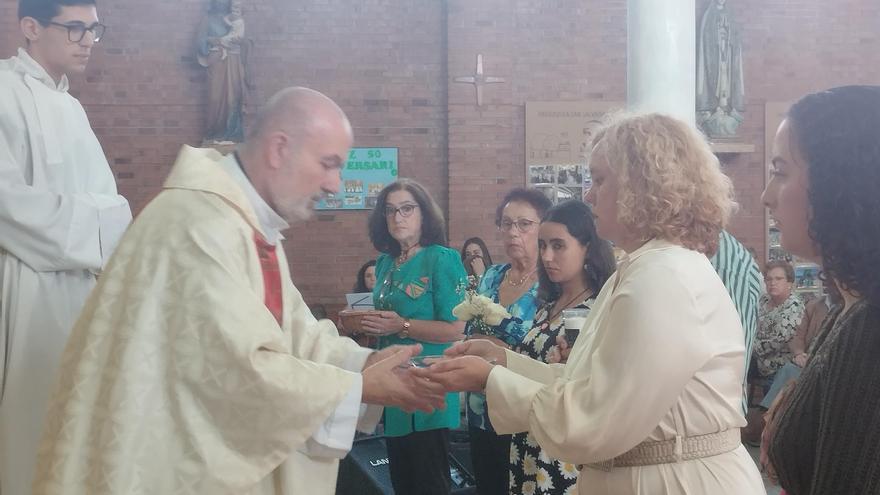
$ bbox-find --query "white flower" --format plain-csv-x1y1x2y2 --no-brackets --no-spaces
560,462,579,480
452,291,510,326
509,443,520,464
526,432,539,448
537,447,551,464
452,300,475,321
536,467,555,492
522,481,537,495
523,454,538,475
533,332,550,350
564,484,579,495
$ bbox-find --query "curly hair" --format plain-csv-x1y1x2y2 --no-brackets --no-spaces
592,113,736,255
787,85,880,306
368,179,447,256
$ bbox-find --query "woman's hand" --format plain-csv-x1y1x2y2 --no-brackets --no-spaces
792,352,808,368
411,356,495,393
467,334,510,349
469,256,486,277
444,339,507,367
360,311,406,336
548,335,572,364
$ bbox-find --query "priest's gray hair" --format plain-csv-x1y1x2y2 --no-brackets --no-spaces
246,86,350,148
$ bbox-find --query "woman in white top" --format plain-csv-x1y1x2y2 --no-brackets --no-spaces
419,113,765,495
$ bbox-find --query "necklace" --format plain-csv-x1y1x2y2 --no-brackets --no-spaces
396,243,420,266
548,287,592,322
505,266,537,287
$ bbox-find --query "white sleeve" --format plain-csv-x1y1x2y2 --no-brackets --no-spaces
298,375,364,459
0,130,131,272
298,347,382,459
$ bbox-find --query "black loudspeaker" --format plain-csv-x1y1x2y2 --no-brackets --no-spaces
336,433,477,495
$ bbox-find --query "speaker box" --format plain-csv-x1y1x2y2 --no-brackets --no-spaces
336,433,477,495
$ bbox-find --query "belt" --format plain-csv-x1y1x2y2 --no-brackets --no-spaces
582,428,741,472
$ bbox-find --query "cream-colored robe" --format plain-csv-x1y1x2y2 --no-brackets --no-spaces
33,147,376,495
0,48,131,495
487,240,765,494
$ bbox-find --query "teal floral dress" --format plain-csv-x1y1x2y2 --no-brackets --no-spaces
466,264,540,431
373,244,467,436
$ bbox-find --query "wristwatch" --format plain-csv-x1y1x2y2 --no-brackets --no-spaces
400,319,411,338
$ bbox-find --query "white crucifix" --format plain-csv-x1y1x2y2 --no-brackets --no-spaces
453,53,506,107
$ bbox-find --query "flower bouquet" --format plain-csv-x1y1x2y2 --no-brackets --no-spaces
453,286,511,337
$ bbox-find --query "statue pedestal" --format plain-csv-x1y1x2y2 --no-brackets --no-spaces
710,141,756,154
201,140,239,155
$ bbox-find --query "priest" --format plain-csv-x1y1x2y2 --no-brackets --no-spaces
0,1,132,493
31,87,446,494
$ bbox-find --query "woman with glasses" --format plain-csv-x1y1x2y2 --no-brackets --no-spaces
360,179,467,495
466,187,551,495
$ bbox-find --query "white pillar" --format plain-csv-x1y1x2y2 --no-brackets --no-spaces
627,0,696,125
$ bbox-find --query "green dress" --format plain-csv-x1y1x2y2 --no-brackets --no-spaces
373,244,467,437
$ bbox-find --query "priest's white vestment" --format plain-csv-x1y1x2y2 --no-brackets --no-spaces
0,48,131,495
32,146,377,495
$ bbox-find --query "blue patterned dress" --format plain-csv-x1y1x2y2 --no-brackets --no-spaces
466,264,540,431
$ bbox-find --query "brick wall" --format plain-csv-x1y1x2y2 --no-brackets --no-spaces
2,0,878,311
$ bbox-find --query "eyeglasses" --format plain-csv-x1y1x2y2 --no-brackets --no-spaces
384,203,419,218
41,21,106,43
498,218,539,233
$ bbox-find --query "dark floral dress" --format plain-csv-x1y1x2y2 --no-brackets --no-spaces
509,297,595,495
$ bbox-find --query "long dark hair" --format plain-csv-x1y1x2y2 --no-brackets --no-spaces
368,179,447,256
787,85,880,306
460,237,493,276
353,259,376,293
537,200,616,303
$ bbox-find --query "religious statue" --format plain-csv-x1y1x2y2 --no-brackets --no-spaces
696,0,745,138
195,0,251,144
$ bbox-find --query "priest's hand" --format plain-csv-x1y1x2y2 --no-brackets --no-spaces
360,311,406,336
411,356,494,393
443,339,507,367
361,344,447,413
363,345,409,369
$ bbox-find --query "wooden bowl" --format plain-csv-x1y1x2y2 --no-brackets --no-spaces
338,309,380,333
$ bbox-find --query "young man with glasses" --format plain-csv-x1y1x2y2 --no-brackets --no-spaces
0,1,131,493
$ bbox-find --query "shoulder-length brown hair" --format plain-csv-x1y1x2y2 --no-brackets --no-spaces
368,179,447,256
592,113,736,255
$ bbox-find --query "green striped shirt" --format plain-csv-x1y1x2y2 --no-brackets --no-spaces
710,230,763,415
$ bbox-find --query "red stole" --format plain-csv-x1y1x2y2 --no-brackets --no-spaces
254,233,283,325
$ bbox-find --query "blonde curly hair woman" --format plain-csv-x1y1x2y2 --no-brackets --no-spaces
419,113,765,495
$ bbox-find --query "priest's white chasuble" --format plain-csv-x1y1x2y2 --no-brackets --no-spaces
32,146,378,494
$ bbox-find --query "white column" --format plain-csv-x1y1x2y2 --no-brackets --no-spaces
627,0,696,125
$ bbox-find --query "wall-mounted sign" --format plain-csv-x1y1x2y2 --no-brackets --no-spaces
317,147,399,210
525,101,622,203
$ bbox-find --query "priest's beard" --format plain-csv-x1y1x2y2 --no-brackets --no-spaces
274,196,317,222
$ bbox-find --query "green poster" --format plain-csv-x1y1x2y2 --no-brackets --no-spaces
317,147,399,210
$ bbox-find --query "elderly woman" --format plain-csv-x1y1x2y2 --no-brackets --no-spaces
465,188,550,495
762,86,880,494
754,260,805,380
509,200,616,495
420,113,765,494
359,179,467,495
